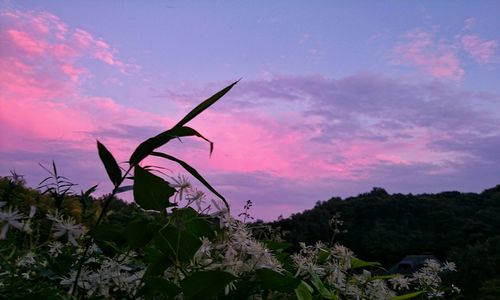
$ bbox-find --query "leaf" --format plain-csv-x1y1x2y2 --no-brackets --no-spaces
264,240,292,251
309,271,334,299
169,126,214,156
350,257,381,269
97,140,122,187
256,268,300,292
129,81,238,165
154,226,202,263
171,208,215,239
174,80,239,128
133,166,176,211
126,219,159,249
129,125,214,166
390,291,424,300
115,185,133,194
316,248,330,264
83,185,98,197
180,270,236,300
295,281,313,300
144,252,173,277
150,152,229,210
137,277,181,298
89,224,127,246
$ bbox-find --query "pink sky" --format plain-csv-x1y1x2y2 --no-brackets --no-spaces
1,3,500,220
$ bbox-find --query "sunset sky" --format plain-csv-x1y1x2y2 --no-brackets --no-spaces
1,1,500,220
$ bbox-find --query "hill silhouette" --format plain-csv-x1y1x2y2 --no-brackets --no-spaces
271,186,500,298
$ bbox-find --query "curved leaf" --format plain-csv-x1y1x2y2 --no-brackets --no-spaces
97,140,122,187
129,126,214,165
256,268,300,292
133,166,176,211
181,270,235,300
150,152,229,210
138,277,181,298
174,80,239,128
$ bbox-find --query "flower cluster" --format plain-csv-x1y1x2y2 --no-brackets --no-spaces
290,241,458,299
0,175,460,300
193,209,282,276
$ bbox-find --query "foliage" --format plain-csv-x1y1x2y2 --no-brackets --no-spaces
272,186,500,297
0,82,458,299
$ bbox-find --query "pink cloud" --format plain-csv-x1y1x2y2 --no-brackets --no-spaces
461,34,498,64
0,9,153,158
6,29,47,55
394,30,464,80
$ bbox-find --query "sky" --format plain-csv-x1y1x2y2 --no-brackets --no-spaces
1,1,500,221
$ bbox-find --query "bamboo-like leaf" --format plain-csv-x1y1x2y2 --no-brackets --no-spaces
129,126,214,166
174,80,239,128
350,257,381,269
116,185,133,194
390,291,424,300
97,140,122,187
295,281,313,300
169,126,214,156
150,152,229,210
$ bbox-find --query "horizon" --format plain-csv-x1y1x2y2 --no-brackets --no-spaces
1,1,500,221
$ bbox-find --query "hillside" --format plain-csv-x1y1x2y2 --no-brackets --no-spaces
272,186,500,298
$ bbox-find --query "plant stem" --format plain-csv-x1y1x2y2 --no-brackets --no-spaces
70,166,132,295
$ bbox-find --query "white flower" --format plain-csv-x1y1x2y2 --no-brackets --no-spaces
48,241,64,257
451,284,461,294
46,210,64,223
17,251,36,267
442,261,457,272
52,216,85,246
389,274,410,290
169,175,192,202
186,189,206,211
60,269,98,295
0,207,27,239
28,205,36,218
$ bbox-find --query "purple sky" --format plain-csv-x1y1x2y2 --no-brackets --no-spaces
1,1,500,220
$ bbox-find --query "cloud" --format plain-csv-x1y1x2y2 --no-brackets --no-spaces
1,8,499,221
0,9,163,167
461,34,498,64
159,74,500,190
393,30,464,80
392,20,499,79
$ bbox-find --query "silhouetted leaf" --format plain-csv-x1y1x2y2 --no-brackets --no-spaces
171,208,215,239
115,185,133,194
154,226,201,263
150,152,229,210
133,166,176,211
138,277,181,298
97,140,122,187
256,268,300,292
174,80,239,128
130,126,214,165
126,219,158,249
89,224,127,247
181,270,236,300
144,251,173,277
